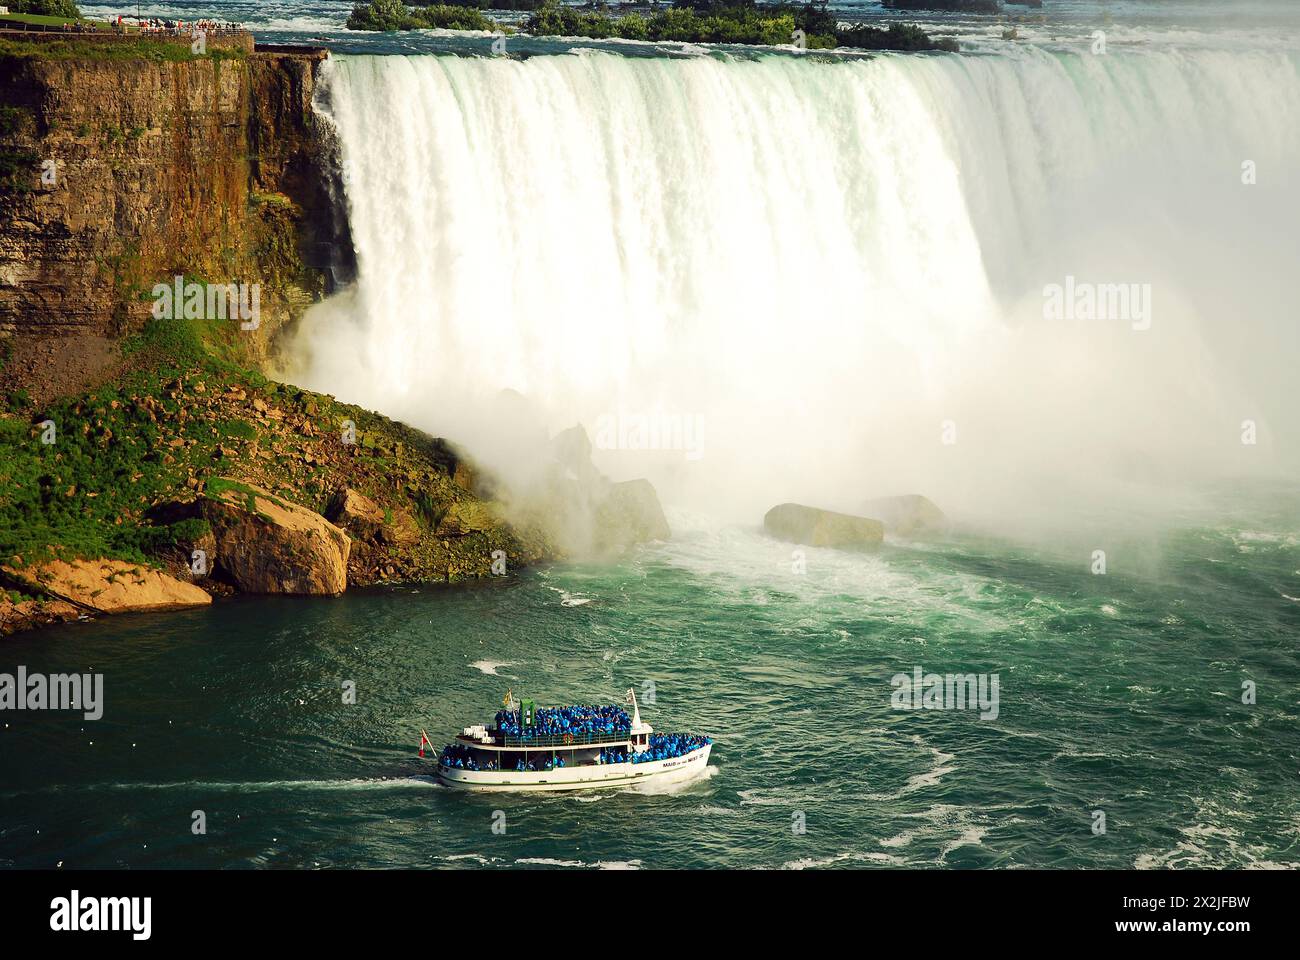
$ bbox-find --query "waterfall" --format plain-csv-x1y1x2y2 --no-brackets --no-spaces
286,45,1300,524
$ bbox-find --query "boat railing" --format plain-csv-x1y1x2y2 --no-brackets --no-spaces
498,729,631,748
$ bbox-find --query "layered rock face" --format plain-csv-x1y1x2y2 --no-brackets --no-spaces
763,503,884,550
0,41,349,374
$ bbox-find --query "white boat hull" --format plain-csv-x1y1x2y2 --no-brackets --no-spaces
437,744,712,793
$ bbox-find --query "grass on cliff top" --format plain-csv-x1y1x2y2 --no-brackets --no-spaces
0,34,247,63
0,14,86,27
0,311,468,575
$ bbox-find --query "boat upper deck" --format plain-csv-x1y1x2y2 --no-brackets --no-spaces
457,728,634,752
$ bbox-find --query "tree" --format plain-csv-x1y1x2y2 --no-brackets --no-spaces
11,0,83,18
347,0,409,32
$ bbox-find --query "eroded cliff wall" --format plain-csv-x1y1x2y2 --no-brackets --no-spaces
0,38,349,396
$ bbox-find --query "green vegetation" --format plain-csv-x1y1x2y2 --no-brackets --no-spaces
346,0,958,52
0,105,38,194
0,300,484,581
0,315,243,566
7,0,84,18
0,35,247,63
526,0,793,45
204,475,287,522
217,417,258,441
0,13,82,27
835,21,959,52
522,1,957,51
347,0,496,31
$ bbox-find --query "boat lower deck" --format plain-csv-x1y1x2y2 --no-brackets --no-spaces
437,743,711,792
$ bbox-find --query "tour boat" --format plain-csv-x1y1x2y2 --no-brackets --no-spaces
425,689,712,792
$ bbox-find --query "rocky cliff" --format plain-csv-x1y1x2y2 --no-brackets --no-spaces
0,33,351,400
0,34,671,637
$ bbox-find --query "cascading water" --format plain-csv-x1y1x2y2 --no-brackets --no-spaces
286,45,1300,527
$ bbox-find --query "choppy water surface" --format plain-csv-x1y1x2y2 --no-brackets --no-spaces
2,491,1298,869
5,1,1296,868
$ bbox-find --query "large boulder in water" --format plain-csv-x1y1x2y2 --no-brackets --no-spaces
595,479,671,550
201,478,349,595
861,494,947,536
763,503,883,550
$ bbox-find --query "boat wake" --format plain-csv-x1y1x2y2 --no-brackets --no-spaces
863,736,957,802
0,777,444,799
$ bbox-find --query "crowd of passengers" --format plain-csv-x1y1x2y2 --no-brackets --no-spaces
494,704,631,739
603,733,712,764
440,742,496,770
439,742,570,772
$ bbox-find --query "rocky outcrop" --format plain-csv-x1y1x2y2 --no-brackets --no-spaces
327,487,418,547
200,477,349,595
763,503,883,550
861,494,948,537
0,595,81,636
519,423,671,556
0,42,561,638
595,479,672,549
325,485,423,583
1,558,211,614
436,500,503,537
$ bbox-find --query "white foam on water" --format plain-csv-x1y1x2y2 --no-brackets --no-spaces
698,804,740,817
864,736,957,802
622,764,719,796
545,587,594,607
514,857,643,869
434,853,502,866
1134,796,1300,870
738,782,813,807
782,851,905,870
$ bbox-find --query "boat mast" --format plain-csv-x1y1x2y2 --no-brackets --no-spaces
626,687,642,729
